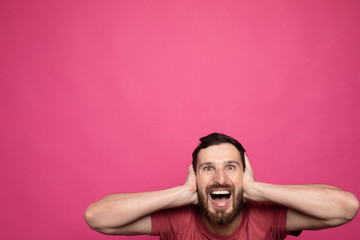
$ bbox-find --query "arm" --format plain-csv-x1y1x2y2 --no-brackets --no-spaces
242,155,359,231
84,165,198,235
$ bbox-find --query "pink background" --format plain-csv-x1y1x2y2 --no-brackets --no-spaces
1,1,359,239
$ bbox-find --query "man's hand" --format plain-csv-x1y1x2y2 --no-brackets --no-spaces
242,154,266,202
242,154,255,201
184,165,198,205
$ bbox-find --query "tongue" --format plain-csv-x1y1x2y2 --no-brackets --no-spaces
212,197,229,208
214,197,228,202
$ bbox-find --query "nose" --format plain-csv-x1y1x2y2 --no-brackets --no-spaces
213,169,228,185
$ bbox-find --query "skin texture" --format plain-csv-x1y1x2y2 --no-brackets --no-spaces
85,143,359,236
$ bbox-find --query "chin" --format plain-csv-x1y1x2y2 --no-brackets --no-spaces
198,190,244,225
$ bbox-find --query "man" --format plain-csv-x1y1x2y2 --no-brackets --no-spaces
85,133,359,239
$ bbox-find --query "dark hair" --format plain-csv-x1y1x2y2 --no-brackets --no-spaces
192,133,246,172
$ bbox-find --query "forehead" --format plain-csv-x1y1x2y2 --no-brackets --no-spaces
197,143,242,167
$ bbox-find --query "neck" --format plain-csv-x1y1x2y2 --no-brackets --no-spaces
200,212,242,236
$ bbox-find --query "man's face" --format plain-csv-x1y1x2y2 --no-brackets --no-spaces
196,143,244,225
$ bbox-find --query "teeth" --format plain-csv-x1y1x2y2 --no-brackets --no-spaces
211,190,230,195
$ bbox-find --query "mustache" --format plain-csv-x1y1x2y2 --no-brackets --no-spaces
205,183,234,195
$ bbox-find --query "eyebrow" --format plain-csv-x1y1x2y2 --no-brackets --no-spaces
198,160,241,168
225,161,241,166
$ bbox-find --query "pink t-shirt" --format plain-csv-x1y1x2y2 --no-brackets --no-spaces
151,202,301,239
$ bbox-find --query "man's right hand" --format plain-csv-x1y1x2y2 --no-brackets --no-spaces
184,164,198,205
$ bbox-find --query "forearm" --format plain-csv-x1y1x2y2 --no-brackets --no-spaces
245,182,359,222
85,185,195,231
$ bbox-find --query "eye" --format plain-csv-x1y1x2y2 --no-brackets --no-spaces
226,165,235,171
203,166,213,171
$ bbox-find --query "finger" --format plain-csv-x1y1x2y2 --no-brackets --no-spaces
244,153,252,170
188,164,195,174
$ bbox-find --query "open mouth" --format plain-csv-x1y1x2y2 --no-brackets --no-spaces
209,190,232,208
210,190,231,201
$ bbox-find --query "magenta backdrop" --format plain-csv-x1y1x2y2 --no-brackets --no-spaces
1,1,359,239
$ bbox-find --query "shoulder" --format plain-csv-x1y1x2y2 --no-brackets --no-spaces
246,202,286,216
245,202,288,230
153,205,196,220
245,202,301,238
151,205,198,236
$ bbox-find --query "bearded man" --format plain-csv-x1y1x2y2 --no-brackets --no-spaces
85,133,359,239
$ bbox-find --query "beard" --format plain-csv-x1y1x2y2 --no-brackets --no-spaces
197,183,244,225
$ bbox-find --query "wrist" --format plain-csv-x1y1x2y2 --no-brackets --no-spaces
176,185,197,206
243,182,267,202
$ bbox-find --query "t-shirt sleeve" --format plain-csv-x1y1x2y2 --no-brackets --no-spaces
151,206,193,238
151,210,172,238
265,204,289,239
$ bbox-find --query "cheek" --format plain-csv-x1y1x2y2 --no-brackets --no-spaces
228,175,243,187
196,177,208,192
